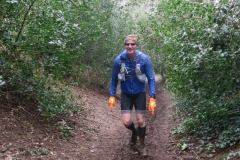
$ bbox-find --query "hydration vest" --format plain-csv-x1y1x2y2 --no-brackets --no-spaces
118,52,146,83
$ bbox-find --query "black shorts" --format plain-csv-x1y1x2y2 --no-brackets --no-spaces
121,91,146,114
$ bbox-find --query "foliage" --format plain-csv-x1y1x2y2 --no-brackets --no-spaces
177,141,188,151
67,0,117,91
0,0,161,121
56,120,74,141
0,0,115,121
2,0,240,156
37,80,79,121
152,0,240,153
225,150,240,160
106,0,165,77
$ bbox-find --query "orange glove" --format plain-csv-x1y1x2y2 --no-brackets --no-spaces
148,97,156,115
108,96,116,111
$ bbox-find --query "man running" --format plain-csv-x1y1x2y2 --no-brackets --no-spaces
108,34,157,157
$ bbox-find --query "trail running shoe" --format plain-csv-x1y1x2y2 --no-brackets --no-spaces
138,145,148,158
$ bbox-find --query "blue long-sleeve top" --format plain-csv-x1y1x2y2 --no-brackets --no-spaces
109,50,156,97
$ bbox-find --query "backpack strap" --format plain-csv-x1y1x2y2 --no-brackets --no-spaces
119,57,126,74
137,52,142,64
135,52,146,83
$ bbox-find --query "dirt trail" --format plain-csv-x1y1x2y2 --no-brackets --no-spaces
66,82,195,160
0,81,196,160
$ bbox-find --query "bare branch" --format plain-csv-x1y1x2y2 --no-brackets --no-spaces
68,0,78,6
15,0,37,43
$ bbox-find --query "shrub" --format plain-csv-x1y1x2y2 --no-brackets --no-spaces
153,0,240,151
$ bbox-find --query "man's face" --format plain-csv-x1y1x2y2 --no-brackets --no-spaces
124,42,138,55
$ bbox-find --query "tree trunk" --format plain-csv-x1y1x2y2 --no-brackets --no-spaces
0,0,6,27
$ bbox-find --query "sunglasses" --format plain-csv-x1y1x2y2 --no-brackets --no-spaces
124,43,136,46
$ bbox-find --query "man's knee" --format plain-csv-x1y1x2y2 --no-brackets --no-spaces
137,119,144,126
123,119,132,127
137,115,145,127
122,114,132,127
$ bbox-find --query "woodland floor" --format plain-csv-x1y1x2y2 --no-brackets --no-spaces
0,81,230,160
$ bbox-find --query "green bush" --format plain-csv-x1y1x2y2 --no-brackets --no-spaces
152,0,240,151
0,0,115,120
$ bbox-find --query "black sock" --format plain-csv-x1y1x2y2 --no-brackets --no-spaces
138,126,146,144
126,121,137,132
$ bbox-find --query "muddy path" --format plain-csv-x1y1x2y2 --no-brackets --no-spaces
66,82,195,160
0,82,197,160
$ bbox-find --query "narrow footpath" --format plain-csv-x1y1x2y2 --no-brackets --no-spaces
0,81,197,160
67,82,196,160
